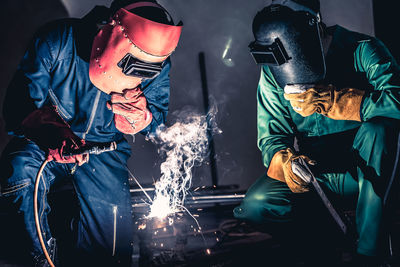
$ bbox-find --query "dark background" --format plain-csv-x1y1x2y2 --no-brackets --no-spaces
373,0,400,62
0,0,383,192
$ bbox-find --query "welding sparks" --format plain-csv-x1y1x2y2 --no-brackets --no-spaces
147,107,220,219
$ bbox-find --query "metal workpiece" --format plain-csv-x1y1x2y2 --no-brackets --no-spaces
131,191,269,267
130,186,245,210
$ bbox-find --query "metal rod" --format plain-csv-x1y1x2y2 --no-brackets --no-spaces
130,188,154,193
112,151,153,203
298,157,347,234
199,52,219,187
132,194,245,208
190,194,245,200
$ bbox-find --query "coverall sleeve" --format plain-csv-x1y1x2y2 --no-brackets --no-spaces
140,58,171,135
357,38,400,121
257,66,295,169
3,28,56,135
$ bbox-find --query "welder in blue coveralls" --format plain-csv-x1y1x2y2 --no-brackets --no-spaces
234,0,400,266
0,0,182,266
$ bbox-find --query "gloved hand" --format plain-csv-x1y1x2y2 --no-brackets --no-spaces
21,105,89,166
284,84,365,121
267,148,316,193
107,87,153,135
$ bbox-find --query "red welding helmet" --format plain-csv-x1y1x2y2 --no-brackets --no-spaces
89,1,183,94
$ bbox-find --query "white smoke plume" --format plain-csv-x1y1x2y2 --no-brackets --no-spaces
147,105,220,219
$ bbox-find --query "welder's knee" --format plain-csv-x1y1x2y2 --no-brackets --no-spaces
233,174,294,224
355,119,387,146
0,138,45,198
353,118,400,175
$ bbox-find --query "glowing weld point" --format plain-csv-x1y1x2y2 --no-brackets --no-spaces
206,249,211,255
148,195,175,219
138,223,146,230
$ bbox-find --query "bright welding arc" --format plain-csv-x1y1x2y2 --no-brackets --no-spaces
147,107,220,219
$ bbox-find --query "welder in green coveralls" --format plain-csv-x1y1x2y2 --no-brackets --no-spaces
234,0,400,265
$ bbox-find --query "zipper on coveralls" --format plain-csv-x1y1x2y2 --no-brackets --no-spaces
82,90,101,140
112,205,118,256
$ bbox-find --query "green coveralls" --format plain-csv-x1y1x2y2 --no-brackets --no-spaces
234,25,400,256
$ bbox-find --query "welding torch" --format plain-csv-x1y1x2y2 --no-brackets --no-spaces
34,141,117,267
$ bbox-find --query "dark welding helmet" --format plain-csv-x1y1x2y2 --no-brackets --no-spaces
249,0,326,88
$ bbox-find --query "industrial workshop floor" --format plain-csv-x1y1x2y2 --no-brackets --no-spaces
129,205,400,267
1,185,400,267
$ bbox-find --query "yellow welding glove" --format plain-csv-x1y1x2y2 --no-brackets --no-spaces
284,84,365,121
267,148,315,193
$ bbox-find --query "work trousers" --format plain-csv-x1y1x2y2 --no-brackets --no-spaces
234,118,400,256
0,137,134,266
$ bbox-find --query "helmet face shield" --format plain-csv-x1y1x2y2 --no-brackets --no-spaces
249,38,291,66
250,5,326,88
89,3,182,94
118,53,164,79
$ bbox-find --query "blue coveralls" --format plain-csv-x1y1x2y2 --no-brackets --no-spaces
0,10,171,266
